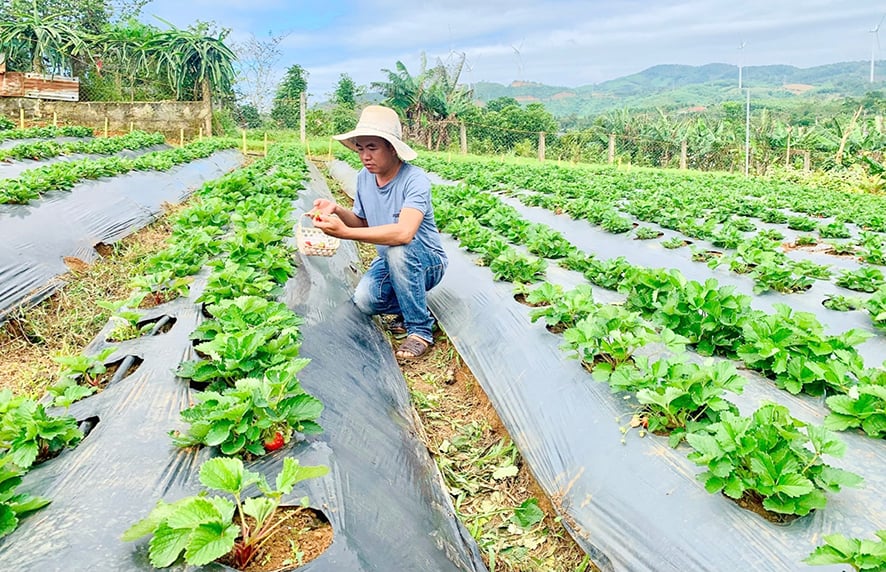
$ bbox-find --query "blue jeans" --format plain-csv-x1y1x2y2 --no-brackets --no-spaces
353,241,446,343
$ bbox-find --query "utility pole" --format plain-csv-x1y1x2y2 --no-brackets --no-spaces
738,41,746,89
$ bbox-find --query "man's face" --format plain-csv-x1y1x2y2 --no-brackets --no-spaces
353,136,398,174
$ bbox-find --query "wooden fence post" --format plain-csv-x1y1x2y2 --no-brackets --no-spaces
459,122,467,154
680,140,687,170
104,117,109,137
179,128,184,147
19,108,25,130
242,130,247,153
803,150,811,173
608,133,616,164
785,127,792,168
299,92,306,144
52,112,58,127
538,132,546,162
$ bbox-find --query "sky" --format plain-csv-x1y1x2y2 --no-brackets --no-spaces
138,0,885,106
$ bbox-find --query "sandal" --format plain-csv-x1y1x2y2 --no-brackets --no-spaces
395,334,433,360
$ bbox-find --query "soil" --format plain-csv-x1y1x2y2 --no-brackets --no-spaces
62,256,91,273
216,507,333,571
732,491,800,525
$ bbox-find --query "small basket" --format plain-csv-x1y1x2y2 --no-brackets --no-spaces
296,213,340,257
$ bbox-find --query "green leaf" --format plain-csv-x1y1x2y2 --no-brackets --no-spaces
148,523,191,568
122,500,179,542
183,522,239,566
165,497,223,529
804,545,851,566
685,432,721,461
199,457,245,494
773,473,814,498
243,497,275,531
276,458,329,494
0,505,18,538
512,498,545,529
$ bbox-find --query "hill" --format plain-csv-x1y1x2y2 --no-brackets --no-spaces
471,61,884,118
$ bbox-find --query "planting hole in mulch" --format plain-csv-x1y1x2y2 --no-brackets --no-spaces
138,289,182,309
93,242,114,257
215,506,333,572
513,293,548,307
84,355,144,393
731,491,801,525
77,415,100,439
139,315,176,335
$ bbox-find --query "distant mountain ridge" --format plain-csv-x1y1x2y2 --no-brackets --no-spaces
471,61,884,117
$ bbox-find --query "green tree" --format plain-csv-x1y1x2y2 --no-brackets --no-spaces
332,73,358,108
271,64,308,129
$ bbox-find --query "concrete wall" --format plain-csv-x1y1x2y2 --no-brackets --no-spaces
0,98,209,141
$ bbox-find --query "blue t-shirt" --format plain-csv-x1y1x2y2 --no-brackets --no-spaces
353,162,448,264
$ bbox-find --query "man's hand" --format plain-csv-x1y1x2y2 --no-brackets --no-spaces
313,213,348,238
312,198,337,216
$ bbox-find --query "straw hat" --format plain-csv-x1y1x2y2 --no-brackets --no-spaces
333,105,417,161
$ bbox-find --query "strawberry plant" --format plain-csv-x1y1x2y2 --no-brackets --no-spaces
868,286,886,329
177,325,302,387
823,294,865,312
96,293,151,342
582,256,634,290
172,362,323,457
601,356,744,444
0,390,82,469
0,456,51,538
633,226,662,240
794,234,818,246
48,347,118,406
737,304,870,395
489,249,546,283
805,530,886,571
561,304,669,370
122,456,328,569
788,216,818,232
750,256,813,294
661,236,687,249
827,241,858,255
835,266,885,293
686,403,863,517
824,368,886,438
792,260,832,280
197,262,281,306
192,296,303,343
599,212,634,234
526,224,573,258
516,281,563,306
818,221,852,239
528,284,596,331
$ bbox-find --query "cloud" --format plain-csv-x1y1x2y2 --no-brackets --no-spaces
141,0,885,101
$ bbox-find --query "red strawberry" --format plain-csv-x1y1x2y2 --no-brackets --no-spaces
263,431,285,452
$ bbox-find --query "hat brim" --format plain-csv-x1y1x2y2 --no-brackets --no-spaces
332,127,418,161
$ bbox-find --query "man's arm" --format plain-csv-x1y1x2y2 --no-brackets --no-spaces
314,207,423,246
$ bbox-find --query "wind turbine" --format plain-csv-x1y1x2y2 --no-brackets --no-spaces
870,15,884,83
511,39,525,82
738,41,747,89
